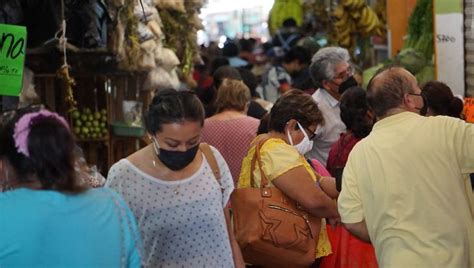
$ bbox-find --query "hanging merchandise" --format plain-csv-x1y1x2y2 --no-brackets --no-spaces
18,68,39,108
302,0,330,34
144,66,180,90
107,0,203,89
156,47,181,72
56,0,77,113
138,39,158,71
154,0,186,13
159,6,199,78
372,0,387,40
268,0,304,36
331,0,385,51
109,0,141,71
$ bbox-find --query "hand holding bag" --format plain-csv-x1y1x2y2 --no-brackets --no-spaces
231,137,321,267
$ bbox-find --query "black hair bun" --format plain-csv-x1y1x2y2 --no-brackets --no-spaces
150,88,178,106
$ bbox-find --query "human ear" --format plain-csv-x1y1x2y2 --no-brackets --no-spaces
322,80,331,90
285,119,297,134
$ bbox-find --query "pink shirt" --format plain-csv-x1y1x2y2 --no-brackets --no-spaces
201,117,260,184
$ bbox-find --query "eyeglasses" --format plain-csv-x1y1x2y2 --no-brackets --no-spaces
332,65,354,81
303,127,317,140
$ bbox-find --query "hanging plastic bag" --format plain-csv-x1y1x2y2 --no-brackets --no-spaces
154,0,186,13
156,47,180,72
138,39,157,71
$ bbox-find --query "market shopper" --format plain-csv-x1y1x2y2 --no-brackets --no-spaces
238,89,340,265
201,79,259,184
421,80,464,118
106,89,244,267
321,87,377,268
258,46,311,103
326,86,374,189
307,46,358,166
0,107,140,267
338,67,474,267
238,67,270,119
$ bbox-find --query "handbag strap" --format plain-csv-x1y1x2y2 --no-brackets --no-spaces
200,143,221,184
250,135,272,188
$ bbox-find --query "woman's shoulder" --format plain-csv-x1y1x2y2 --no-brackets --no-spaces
257,134,293,151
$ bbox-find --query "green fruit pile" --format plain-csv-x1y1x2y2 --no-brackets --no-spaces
71,108,108,140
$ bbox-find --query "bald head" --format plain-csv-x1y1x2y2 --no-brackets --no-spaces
367,67,418,118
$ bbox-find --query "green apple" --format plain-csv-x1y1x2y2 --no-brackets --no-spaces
94,112,101,120
75,120,82,127
71,110,80,119
82,127,90,134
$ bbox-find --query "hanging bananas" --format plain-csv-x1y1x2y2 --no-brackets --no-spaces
331,0,386,50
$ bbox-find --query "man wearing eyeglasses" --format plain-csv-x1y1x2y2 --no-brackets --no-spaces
307,47,358,166
338,66,474,267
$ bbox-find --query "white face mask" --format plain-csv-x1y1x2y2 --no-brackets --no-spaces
287,122,314,155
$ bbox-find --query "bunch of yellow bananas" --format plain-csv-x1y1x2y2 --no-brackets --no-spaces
332,5,355,48
343,0,365,10
357,6,382,36
268,0,303,36
331,0,385,49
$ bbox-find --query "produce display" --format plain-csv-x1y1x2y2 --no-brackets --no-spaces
401,0,435,84
268,0,303,36
331,0,385,50
71,108,108,140
404,0,433,59
362,0,435,86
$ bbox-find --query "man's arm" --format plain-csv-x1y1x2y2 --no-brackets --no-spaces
343,220,370,242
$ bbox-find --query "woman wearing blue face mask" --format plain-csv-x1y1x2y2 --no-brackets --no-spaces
238,89,340,265
106,89,244,268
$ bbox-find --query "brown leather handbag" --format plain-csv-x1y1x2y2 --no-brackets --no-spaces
231,137,322,267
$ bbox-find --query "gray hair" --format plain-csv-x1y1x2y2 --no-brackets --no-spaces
309,47,350,88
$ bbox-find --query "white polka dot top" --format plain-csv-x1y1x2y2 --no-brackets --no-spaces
106,146,235,267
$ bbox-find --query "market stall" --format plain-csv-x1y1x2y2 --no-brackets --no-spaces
0,0,206,174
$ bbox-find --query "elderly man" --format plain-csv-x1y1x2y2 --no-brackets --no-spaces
338,66,474,267
307,47,357,165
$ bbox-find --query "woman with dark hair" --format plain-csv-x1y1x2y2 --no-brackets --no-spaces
322,87,377,268
238,89,340,266
422,81,464,118
0,107,140,267
326,86,374,184
106,89,244,267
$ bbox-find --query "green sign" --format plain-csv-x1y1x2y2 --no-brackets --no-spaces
0,24,27,96
435,0,462,14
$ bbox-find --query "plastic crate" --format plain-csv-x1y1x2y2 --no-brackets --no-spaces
111,122,145,137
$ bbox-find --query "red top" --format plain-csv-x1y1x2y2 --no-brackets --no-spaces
201,117,259,184
326,132,361,171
